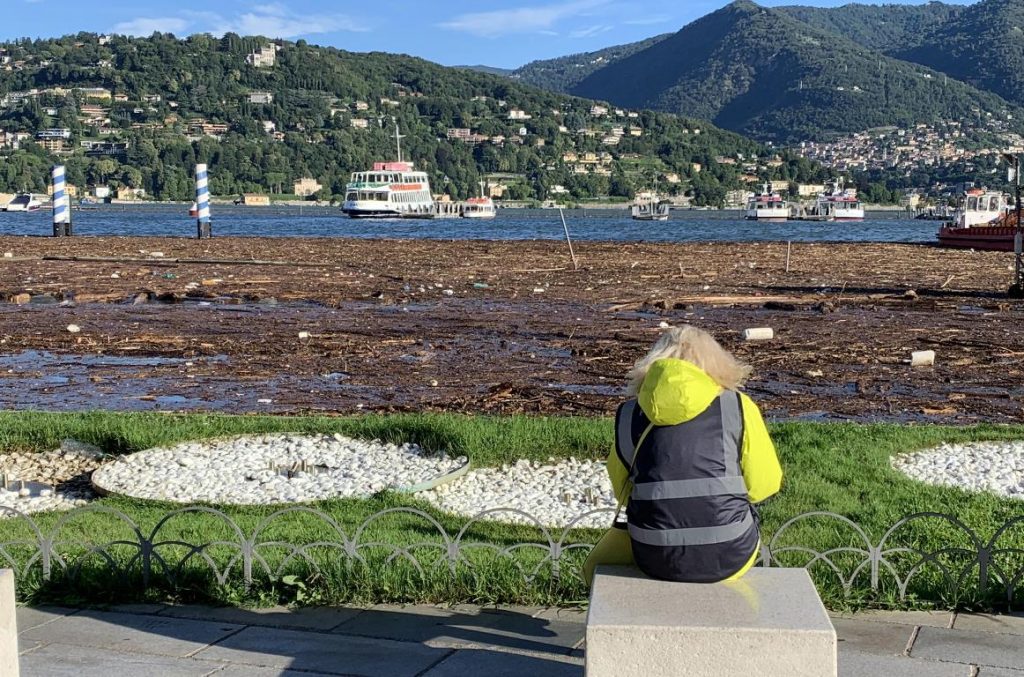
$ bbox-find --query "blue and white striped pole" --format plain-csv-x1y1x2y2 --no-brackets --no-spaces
52,164,71,237
195,163,211,238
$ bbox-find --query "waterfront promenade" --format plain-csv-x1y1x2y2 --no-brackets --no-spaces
15,603,1024,676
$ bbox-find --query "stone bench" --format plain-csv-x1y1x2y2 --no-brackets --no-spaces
586,566,836,677
1,569,17,677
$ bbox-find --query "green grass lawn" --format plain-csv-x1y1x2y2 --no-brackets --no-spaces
1,411,1022,611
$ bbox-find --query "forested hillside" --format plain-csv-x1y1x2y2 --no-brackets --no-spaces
510,34,671,93
892,0,1024,108
0,32,822,204
568,0,1019,143
776,2,962,52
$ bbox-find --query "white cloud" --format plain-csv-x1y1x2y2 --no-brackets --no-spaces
111,4,364,39
440,0,611,38
111,17,190,36
569,24,613,39
223,11,364,38
624,15,672,26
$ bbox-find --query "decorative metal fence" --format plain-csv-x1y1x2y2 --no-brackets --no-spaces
1,505,1022,608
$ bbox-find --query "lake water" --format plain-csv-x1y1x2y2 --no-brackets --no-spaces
0,204,940,243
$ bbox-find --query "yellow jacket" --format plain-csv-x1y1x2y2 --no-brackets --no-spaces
585,359,781,584
608,359,782,506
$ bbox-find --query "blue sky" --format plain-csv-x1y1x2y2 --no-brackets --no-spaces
5,0,972,69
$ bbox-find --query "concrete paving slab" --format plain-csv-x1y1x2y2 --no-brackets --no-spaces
19,642,220,677
831,610,954,629
18,610,243,657
330,604,475,643
158,604,363,631
422,648,583,677
335,604,582,653
211,665,342,676
533,607,587,624
333,603,585,654
839,649,973,677
194,625,451,676
976,668,1024,676
832,617,916,656
912,626,1024,670
16,606,78,632
953,613,1024,636
102,603,169,615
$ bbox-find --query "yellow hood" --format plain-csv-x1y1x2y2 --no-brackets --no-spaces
638,358,723,426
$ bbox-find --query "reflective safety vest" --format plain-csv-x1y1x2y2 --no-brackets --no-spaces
614,390,759,583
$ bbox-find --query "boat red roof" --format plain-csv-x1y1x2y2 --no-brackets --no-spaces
374,162,412,171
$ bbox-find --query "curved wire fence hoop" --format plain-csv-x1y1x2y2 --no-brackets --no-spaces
1,506,1021,608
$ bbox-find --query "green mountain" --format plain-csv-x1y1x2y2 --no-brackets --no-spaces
510,34,672,93
776,2,962,52
456,65,514,77
567,0,1018,143
0,32,818,204
890,0,1024,107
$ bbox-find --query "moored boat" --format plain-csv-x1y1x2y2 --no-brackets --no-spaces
936,188,1014,250
459,182,496,219
816,180,864,221
4,193,42,212
342,124,434,218
744,183,788,221
631,192,670,221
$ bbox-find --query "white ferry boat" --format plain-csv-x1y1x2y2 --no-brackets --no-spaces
745,183,788,221
4,193,42,212
342,125,434,218
631,192,670,221
460,182,496,219
816,180,864,221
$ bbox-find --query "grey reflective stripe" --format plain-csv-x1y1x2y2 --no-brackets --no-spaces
616,399,637,467
631,475,748,501
628,511,754,547
720,390,742,478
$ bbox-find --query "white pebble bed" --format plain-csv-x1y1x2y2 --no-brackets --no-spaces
0,485,90,516
892,441,1024,498
91,433,465,505
421,458,616,528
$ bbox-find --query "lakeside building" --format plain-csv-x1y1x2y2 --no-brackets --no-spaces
294,177,323,197
241,193,271,206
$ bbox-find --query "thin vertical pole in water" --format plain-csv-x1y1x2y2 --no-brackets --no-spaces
560,208,578,271
196,163,211,239
51,164,71,237
785,240,792,273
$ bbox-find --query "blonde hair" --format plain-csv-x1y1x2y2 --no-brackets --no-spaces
626,326,751,396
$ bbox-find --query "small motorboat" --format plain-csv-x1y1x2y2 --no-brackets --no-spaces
4,193,42,212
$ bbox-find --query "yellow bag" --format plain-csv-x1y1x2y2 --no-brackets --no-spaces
582,522,633,586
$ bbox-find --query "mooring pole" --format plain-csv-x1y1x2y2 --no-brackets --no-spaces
1006,153,1024,297
1015,163,1023,296
195,163,212,239
51,164,71,237
559,208,579,271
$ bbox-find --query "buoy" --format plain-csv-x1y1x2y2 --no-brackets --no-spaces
743,327,774,341
910,350,936,367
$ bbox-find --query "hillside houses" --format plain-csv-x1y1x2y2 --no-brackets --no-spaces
796,119,1018,173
